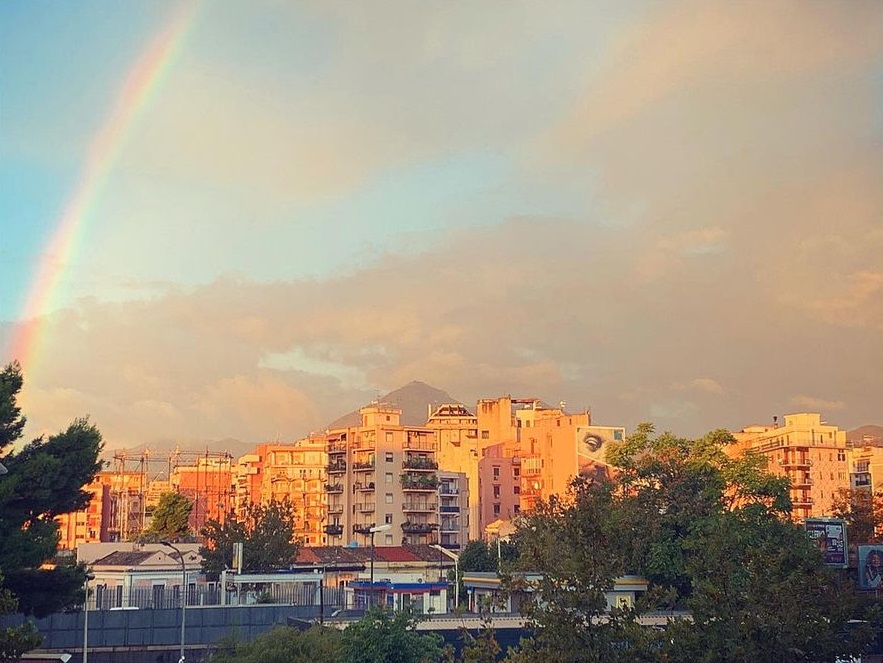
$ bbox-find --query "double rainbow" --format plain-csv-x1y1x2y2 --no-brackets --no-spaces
6,0,202,373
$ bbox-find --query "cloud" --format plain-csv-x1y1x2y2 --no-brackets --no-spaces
672,378,726,396
790,395,846,412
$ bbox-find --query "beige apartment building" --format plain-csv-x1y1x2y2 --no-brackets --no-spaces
325,404,451,548
427,403,481,539
730,412,850,520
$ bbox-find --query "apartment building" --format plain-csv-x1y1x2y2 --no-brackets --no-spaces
426,403,481,539
324,404,441,548
730,412,850,520
849,445,883,493
478,442,521,527
437,471,469,549
56,475,113,550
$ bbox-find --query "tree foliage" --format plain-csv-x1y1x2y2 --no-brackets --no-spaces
141,491,193,542
0,362,103,658
209,625,343,663
340,607,445,663
200,500,300,576
509,423,869,663
832,488,883,547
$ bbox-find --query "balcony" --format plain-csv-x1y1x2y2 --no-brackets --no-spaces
401,521,438,534
353,524,374,535
327,461,347,474
780,458,812,469
403,502,437,512
327,504,344,515
401,474,439,491
403,457,438,471
404,434,436,452
328,441,347,454
353,461,375,472
440,504,460,513
325,524,343,536
357,502,376,513
355,481,376,492
441,520,459,532
792,496,815,507
326,483,344,494
438,485,459,495
790,476,814,487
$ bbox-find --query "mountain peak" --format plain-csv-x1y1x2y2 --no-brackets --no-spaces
326,381,462,429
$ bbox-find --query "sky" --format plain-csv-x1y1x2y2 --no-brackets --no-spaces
1,0,881,450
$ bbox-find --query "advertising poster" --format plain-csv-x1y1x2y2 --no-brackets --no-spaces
804,518,848,568
859,545,883,590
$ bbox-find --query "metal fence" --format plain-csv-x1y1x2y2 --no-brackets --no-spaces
87,583,346,611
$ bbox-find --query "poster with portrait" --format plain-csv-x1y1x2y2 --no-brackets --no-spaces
804,518,848,568
859,545,883,590
575,426,623,482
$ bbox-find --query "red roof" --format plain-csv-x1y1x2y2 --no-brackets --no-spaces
295,544,447,565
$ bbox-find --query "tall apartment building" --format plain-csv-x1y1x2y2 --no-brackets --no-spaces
56,475,113,550
437,471,469,549
324,404,443,548
427,404,481,539
478,442,521,529
730,412,850,520
849,445,883,493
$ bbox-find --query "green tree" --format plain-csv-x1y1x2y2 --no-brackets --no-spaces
340,607,445,663
0,362,102,658
200,500,299,575
208,624,343,663
832,487,883,547
141,491,193,542
509,423,868,663
458,541,497,573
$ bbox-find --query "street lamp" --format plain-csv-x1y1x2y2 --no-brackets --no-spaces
431,544,460,609
82,572,95,663
161,541,187,663
368,524,391,607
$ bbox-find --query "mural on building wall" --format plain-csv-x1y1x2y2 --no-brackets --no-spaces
575,427,622,482
805,518,848,568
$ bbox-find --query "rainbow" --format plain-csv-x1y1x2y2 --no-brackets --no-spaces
6,0,202,373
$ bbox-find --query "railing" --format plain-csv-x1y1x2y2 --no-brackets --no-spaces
403,457,438,470
327,504,344,514
325,524,343,536
353,461,375,472
326,483,344,493
440,504,460,513
85,584,346,611
356,502,376,512
355,482,376,492
327,441,347,454
403,502,437,512
401,522,438,534
327,461,347,473
404,434,436,452
401,474,439,490
438,486,459,495
353,524,374,535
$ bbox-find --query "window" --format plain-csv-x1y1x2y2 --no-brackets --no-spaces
385,493,394,504
837,450,846,461
386,432,393,442
614,430,623,440
513,504,520,514
481,430,490,439
493,466,500,480
513,467,520,478
385,534,393,545
514,485,520,495
386,472,393,484
493,485,501,499
493,504,501,516
385,452,394,463
385,513,393,524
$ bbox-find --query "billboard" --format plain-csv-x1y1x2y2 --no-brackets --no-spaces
859,545,883,590
575,426,624,481
805,518,848,568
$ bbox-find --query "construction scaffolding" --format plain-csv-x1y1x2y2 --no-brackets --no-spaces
109,449,234,541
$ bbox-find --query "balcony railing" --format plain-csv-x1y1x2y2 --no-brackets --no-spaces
440,504,460,513
325,524,343,536
327,461,347,474
353,461,375,472
355,482,376,492
404,434,436,452
353,524,374,535
327,504,344,515
779,458,812,468
403,502,437,512
403,457,438,471
438,486,459,495
356,502,376,513
401,474,439,491
327,441,347,454
401,522,438,534
326,483,344,493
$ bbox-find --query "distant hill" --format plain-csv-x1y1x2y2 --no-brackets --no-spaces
326,380,463,429
848,425,883,446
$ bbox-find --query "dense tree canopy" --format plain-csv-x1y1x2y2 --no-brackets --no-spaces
210,624,343,663
506,424,871,663
832,488,883,547
141,491,193,542
200,500,300,576
0,362,103,659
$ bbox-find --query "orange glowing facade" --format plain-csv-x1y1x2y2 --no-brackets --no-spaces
170,454,233,531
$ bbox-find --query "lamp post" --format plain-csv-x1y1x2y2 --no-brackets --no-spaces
368,524,391,607
431,544,459,609
82,572,95,663
161,541,186,663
